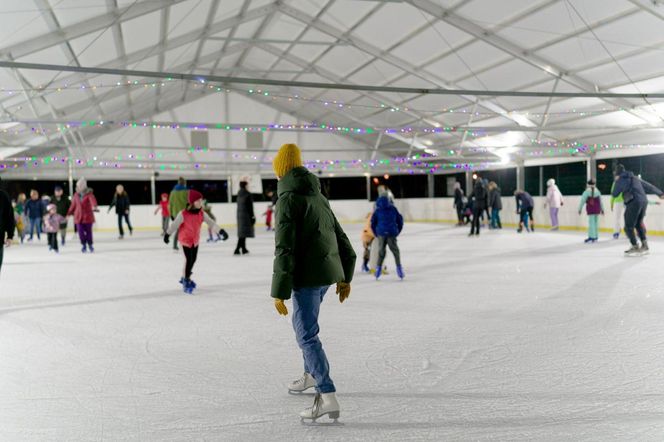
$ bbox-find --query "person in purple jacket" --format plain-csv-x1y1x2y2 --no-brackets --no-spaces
371,195,404,280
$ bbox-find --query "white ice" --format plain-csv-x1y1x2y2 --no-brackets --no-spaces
1,224,664,441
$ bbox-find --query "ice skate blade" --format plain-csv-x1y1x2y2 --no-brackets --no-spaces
301,416,343,427
288,387,315,395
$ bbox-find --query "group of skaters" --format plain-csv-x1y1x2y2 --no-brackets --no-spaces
3,152,664,425
452,165,664,255
454,176,535,236
7,178,98,253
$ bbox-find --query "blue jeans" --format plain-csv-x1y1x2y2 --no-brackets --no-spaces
292,286,335,393
490,209,501,229
29,217,41,239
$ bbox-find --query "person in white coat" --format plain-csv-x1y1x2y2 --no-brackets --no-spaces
544,179,564,230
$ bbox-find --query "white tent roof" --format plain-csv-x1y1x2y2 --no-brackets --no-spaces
0,0,663,179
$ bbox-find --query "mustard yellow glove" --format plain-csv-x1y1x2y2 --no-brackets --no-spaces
274,299,288,316
336,282,351,303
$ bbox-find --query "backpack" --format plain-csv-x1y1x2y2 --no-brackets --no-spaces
586,192,601,215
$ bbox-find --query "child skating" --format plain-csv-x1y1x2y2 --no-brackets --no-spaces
263,190,275,231
164,190,229,294
371,195,404,280
154,193,170,236
203,199,222,242
578,179,604,243
360,212,374,272
43,204,65,253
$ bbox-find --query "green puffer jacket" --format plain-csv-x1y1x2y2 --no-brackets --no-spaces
271,167,356,300
168,184,189,219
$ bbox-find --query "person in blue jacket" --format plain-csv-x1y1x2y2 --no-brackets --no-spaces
514,189,535,233
371,196,404,280
612,164,664,255
24,189,44,241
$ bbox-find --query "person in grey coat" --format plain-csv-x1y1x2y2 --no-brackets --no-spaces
488,181,502,229
234,181,255,255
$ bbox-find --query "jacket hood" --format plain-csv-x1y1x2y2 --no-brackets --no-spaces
278,167,320,197
375,195,392,209
173,184,187,191
620,171,635,179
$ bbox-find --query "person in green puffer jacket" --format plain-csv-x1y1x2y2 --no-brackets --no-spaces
168,177,189,251
270,143,355,423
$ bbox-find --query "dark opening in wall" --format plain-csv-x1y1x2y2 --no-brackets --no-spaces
434,173,465,197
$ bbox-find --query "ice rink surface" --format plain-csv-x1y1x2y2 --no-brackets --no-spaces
2,223,664,441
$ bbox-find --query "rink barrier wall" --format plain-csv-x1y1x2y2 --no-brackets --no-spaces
70,196,664,236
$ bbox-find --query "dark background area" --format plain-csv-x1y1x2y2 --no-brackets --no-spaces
3,153,664,202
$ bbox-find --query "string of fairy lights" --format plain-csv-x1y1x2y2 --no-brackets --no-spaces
0,78,654,119
1,141,661,175
0,77,661,174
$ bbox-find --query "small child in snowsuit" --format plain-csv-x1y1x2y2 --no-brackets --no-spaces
43,204,65,253
164,190,229,294
371,196,404,280
263,190,274,231
203,199,222,242
154,193,170,236
360,212,374,272
578,179,604,243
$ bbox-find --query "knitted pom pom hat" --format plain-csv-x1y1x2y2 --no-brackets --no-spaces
188,189,203,204
272,143,303,178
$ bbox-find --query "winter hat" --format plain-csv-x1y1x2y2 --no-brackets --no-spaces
546,178,555,187
273,143,303,177
188,189,203,204
47,203,56,212
54,185,63,191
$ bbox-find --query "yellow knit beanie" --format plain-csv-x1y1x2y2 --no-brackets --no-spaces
273,143,303,177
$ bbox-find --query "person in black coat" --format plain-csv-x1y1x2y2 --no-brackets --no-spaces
612,164,664,254
469,176,488,236
0,177,15,275
453,182,465,226
108,184,133,239
234,181,255,255
53,185,70,246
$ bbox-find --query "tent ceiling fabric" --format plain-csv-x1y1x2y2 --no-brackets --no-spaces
0,0,663,178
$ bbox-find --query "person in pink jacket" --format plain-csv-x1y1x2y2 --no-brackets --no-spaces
67,177,98,253
43,204,65,253
544,178,564,230
164,190,229,294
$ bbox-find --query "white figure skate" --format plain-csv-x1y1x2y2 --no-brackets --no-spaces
300,393,342,426
288,372,316,394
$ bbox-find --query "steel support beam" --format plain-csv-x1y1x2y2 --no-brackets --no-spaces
0,0,187,60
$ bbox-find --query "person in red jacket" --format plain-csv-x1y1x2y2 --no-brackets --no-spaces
154,193,170,236
164,190,229,294
67,177,98,253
